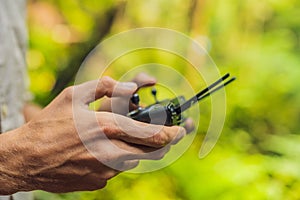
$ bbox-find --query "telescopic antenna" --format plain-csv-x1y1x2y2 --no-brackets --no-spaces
175,73,235,113
197,77,236,102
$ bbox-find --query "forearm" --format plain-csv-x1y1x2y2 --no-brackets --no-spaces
0,127,32,195
0,103,42,195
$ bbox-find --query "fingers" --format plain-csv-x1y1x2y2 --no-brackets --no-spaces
97,112,186,148
110,139,171,162
132,72,157,88
75,76,137,104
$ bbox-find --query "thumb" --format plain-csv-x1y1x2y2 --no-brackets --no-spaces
132,72,157,88
75,76,137,104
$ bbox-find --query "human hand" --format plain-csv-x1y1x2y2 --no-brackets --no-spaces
0,76,186,194
99,73,195,133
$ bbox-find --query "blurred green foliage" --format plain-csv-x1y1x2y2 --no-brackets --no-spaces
27,0,300,199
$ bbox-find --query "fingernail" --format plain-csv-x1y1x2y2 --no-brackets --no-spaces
120,82,138,90
148,78,157,83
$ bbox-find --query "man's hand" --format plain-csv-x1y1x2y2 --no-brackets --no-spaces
0,76,186,195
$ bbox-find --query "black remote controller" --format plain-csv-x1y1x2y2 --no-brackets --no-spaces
127,73,236,126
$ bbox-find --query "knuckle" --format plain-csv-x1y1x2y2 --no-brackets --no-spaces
100,76,115,96
101,76,113,87
101,125,118,137
152,133,168,147
62,86,74,101
101,76,113,82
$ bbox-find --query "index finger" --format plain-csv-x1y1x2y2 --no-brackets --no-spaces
97,112,186,148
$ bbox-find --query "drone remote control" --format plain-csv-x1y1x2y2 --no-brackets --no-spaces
127,73,236,126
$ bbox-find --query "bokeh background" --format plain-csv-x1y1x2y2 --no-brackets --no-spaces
26,0,300,199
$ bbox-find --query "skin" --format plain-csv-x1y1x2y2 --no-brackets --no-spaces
0,74,192,195
22,103,42,123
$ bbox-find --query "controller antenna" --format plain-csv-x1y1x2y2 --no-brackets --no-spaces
151,87,158,103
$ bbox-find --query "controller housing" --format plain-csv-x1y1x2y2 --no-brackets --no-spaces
127,73,236,126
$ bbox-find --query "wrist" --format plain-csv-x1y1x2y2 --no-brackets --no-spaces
0,126,33,194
